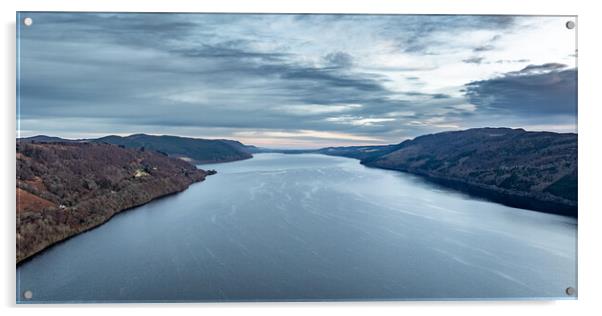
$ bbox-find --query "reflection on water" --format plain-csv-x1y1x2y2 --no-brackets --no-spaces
17,154,577,302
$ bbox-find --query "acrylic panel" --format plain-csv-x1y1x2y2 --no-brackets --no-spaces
16,12,577,303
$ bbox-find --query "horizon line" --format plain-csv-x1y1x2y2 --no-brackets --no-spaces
16,126,578,150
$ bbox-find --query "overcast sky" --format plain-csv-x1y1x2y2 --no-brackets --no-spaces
18,13,577,148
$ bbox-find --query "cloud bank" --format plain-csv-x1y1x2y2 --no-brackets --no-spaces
18,13,577,148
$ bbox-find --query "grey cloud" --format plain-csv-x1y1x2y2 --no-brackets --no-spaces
20,13,411,138
473,45,495,52
462,57,485,64
324,52,354,68
494,59,530,64
24,13,203,47
393,15,516,55
404,92,451,99
509,63,567,75
465,64,576,116
17,13,574,146
472,34,503,52
171,40,289,63
280,68,385,92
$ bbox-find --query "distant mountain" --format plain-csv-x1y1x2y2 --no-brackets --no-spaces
216,139,262,154
17,129,578,216
253,148,319,154
317,145,400,160
19,134,255,164
18,135,82,143
16,142,213,263
94,134,253,164
322,128,577,217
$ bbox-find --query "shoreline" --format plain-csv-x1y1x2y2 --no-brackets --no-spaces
16,174,212,266
17,150,576,266
261,151,577,217
194,154,254,165
361,162,577,218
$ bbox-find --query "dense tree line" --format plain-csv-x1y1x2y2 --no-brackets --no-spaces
16,142,212,263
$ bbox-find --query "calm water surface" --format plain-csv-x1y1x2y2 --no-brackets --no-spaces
17,153,577,302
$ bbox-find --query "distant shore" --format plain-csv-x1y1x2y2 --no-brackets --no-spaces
17,179,209,266
362,163,577,217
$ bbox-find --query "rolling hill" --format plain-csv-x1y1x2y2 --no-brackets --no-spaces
94,134,253,164
20,134,254,164
322,128,577,216
16,141,214,263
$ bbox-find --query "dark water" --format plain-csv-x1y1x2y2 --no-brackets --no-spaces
17,154,577,302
